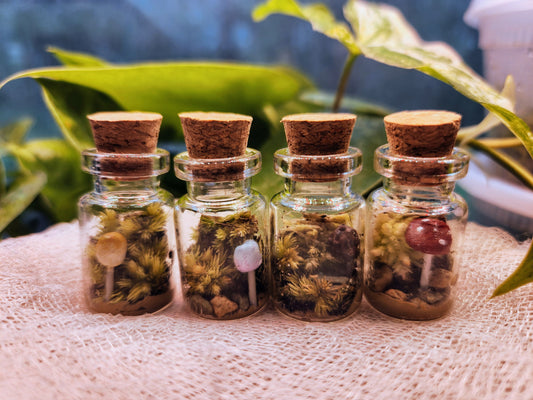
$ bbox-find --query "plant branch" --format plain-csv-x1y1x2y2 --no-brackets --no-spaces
467,139,533,190
332,53,358,113
477,137,522,149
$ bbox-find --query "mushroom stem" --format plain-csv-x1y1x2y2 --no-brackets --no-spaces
420,253,433,289
248,271,257,307
104,267,114,302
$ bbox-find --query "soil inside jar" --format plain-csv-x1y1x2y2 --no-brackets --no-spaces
88,288,174,316
364,288,453,320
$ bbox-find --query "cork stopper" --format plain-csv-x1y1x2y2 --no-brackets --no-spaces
179,112,252,159
89,111,162,154
383,110,463,185
87,111,163,178
282,113,356,155
279,113,357,182
178,112,253,181
384,110,461,157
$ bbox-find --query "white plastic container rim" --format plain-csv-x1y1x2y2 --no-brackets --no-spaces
464,0,533,28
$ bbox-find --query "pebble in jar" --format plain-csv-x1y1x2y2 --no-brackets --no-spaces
365,110,469,320
174,112,268,320
79,112,176,315
270,113,365,322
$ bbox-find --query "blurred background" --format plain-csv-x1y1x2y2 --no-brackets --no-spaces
6,0,533,237
0,0,483,140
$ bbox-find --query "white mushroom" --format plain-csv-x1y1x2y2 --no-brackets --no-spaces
233,240,262,306
95,232,128,302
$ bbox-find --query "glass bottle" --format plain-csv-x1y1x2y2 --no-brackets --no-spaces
174,112,268,320
270,113,365,322
79,112,175,315
365,110,469,320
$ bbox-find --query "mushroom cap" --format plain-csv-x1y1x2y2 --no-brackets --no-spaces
405,217,452,255
233,240,262,273
95,232,128,267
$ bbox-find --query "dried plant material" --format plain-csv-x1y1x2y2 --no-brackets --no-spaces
85,203,174,315
366,212,457,320
180,211,267,319
272,212,362,320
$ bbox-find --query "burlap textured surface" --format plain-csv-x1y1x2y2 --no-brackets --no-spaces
0,222,532,399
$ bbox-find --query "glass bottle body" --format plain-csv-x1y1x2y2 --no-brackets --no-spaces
174,149,268,320
365,145,469,320
78,150,175,315
270,148,365,322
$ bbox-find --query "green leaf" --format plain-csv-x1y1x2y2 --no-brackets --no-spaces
300,91,391,116
48,46,109,67
9,139,92,221
0,171,47,232
0,117,33,145
468,139,533,190
36,78,123,151
351,115,386,195
492,241,533,297
458,76,516,145
252,0,360,54
1,62,313,143
343,0,511,109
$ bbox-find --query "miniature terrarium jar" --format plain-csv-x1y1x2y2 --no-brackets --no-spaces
174,112,268,320
270,113,365,322
365,110,469,320
79,112,176,315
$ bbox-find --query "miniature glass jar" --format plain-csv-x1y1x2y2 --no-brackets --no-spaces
365,145,469,320
79,149,176,315
270,148,365,322
174,149,268,319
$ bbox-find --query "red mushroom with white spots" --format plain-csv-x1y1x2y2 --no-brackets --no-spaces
405,217,452,289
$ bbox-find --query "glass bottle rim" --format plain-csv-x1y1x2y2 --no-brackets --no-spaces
273,146,363,181
174,147,261,182
81,148,170,179
375,144,470,184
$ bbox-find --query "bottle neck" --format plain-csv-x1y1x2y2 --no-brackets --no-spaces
187,179,252,202
94,176,160,195
285,178,353,196
383,178,456,203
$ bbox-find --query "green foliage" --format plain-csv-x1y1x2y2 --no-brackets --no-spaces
0,119,47,233
253,0,531,157
492,244,533,297
253,0,533,298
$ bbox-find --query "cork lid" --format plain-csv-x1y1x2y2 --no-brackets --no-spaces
279,113,357,182
88,111,162,154
281,113,357,155
87,111,163,178
384,110,461,157
177,112,254,182
179,112,252,159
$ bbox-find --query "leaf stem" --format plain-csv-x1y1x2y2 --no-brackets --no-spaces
477,137,522,149
467,139,533,190
332,53,358,113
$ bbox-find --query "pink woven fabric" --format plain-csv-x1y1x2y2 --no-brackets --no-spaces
0,222,532,399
